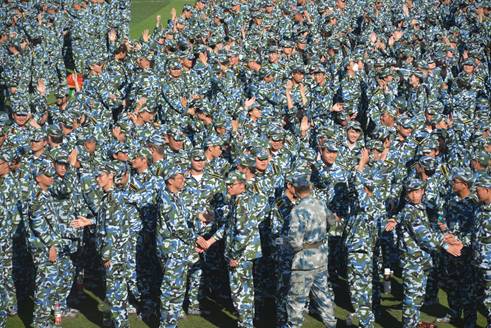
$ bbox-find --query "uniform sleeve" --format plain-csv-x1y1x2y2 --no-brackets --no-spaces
29,201,62,248
288,207,305,252
407,212,444,252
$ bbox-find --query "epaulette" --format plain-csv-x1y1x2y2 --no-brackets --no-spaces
156,167,163,177
252,182,261,194
440,164,449,177
35,190,42,199
385,159,395,166
275,198,285,208
129,182,139,192
272,163,279,175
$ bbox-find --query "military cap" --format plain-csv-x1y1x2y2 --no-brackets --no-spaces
131,148,152,161
60,114,74,128
268,46,279,53
225,171,246,185
422,138,439,151
113,143,130,155
291,175,310,189
47,125,63,138
367,140,384,152
146,134,163,146
426,101,444,115
462,58,475,66
12,104,30,116
291,65,305,74
113,162,129,179
95,163,117,176
168,59,183,70
32,161,56,178
139,106,156,113
382,105,397,117
310,64,327,74
321,140,339,152
346,120,363,131
204,134,224,147
190,148,206,161
30,129,46,142
260,67,274,78
168,128,186,141
405,178,426,191
473,151,490,167
269,130,285,141
255,148,270,160
475,174,491,189
397,116,414,129
183,4,193,11
82,130,97,142
236,154,255,168
418,156,436,171
53,149,69,164
451,168,474,185
378,68,392,79
280,40,295,48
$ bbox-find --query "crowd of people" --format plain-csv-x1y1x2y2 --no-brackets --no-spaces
0,0,490,327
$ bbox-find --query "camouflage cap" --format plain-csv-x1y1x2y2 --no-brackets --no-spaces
462,58,475,67
346,120,363,132
255,148,270,160
451,168,474,185
33,161,56,178
269,129,285,141
291,175,310,189
225,171,246,185
148,135,165,147
236,154,255,168
164,165,186,181
131,148,152,161
405,178,426,191
320,140,338,152
30,129,46,142
418,156,436,171
367,140,384,152
11,104,30,116
473,151,490,167
95,162,117,176
113,143,130,154
190,148,206,161
397,116,414,129
204,134,224,147
168,128,186,141
53,149,69,164
475,174,491,189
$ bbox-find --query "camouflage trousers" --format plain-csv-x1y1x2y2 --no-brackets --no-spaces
347,252,375,328
424,251,441,304
186,256,204,310
273,247,292,327
56,253,76,312
401,258,430,328
159,255,189,328
481,268,491,327
0,263,6,328
229,259,255,328
32,253,59,328
0,245,16,313
286,266,336,328
443,251,477,327
105,262,130,328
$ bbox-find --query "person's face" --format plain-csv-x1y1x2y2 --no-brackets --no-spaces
292,72,304,83
54,162,68,177
208,145,222,157
169,174,186,191
170,68,182,78
347,128,361,143
169,136,184,151
409,74,420,87
114,152,129,162
140,111,155,122
269,52,279,63
381,112,395,126
463,64,474,74
371,149,383,161
182,58,193,69
263,74,274,83
336,0,346,9
84,140,96,153
90,63,103,74
227,181,244,196
314,72,325,84
249,108,262,119
255,158,269,172
270,139,284,151
30,139,47,152
407,188,425,204
398,126,412,138
283,47,293,55
0,160,10,176
13,113,29,126
97,171,112,188
138,57,151,69
321,149,337,165
37,173,54,187
191,159,205,172
476,186,491,204
131,156,147,170
452,178,468,193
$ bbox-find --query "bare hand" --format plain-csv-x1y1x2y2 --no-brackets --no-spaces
70,216,93,229
104,260,111,269
171,8,177,20
385,218,397,232
229,259,239,268
285,80,293,92
331,103,343,112
231,119,239,132
37,79,46,96
359,148,369,166
142,29,150,43
446,244,462,257
108,29,117,43
244,97,256,108
49,245,57,263
300,115,309,133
